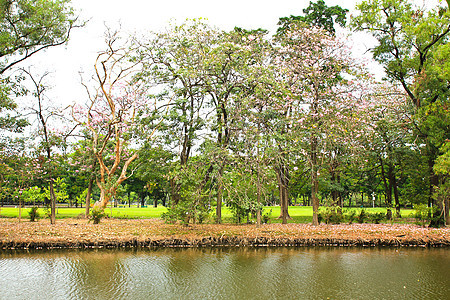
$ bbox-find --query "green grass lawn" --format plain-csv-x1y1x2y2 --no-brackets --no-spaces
0,205,414,224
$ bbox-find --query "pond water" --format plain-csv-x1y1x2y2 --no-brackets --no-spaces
0,247,449,299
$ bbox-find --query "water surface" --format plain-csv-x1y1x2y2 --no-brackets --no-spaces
1,247,448,299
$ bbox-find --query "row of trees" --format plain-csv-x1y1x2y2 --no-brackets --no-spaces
0,0,449,226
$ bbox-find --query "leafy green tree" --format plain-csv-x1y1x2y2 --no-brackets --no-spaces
23,186,44,206
44,177,68,204
277,0,348,35
201,26,270,223
434,141,450,225
351,0,450,224
0,0,79,135
134,20,217,207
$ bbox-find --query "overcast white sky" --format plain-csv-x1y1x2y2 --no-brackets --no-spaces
26,0,434,107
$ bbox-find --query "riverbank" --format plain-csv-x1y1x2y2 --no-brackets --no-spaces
0,218,448,249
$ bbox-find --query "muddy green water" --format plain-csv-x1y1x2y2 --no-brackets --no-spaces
0,247,449,299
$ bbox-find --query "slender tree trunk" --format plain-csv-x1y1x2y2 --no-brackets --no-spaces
445,195,450,226
18,197,22,222
388,165,400,217
276,166,291,224
311,136,319,226
311,169,319,226
85,176,94,218
380,158,392,219
216,167,224,224
49,180,56,224
216,184,223,224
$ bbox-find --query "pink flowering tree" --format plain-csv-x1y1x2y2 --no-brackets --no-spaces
72,29,155,211
272,22,377,225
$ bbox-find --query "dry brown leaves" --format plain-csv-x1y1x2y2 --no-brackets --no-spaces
0,218,448,246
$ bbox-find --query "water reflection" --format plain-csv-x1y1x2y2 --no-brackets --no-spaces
0,247,449,299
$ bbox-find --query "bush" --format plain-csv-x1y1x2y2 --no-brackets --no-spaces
161,204,210,225
28,207,40,222
369,212,385,224
262,209,272,224
357,209,368,223
414,204,444,227
344,209,357,224
318,206,343,224
90,207,107,224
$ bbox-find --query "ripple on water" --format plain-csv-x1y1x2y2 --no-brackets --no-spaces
0,248,449,300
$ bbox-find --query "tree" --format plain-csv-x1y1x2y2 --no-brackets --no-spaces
0,0,79,135
72,28,155,210
277,0,348,35
434,141,450,225
203,26,270,223
22,69,73,224
134,20,217,207
351,0,450,224
273,20,375,225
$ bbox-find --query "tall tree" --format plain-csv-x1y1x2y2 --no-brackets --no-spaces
351,0,450,224
134,20,217,207
274,21,373,225
0,0,79,134
21,69,72,224
277,0,348,35
72,29,154,210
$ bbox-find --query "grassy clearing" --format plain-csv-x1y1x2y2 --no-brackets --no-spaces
0,205,414,224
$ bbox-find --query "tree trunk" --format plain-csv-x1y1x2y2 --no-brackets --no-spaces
311,136,319,226
388,165,401,217
85,176,94,218
162,193,167,207
216,184,223,224
49,180,56,225
276,166,291,224
216,167,224,224
170,178,181,206
140,194,146,207
380,158,392,219
445,195,450,226
311,169,319,226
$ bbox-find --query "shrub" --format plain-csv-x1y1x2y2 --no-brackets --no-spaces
90,207,107,224
344,209,357,224
318,206,343,224
414,204,443,227
262,209,272,224
28,207,40,222
357,209,368,223
369,212,385,224
161,203,210,225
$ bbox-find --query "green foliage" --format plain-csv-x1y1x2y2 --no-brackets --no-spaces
357,209,368,223
277,0,348,35
23,186,44,205
262,209,272,224
318,206,343,224
27,206,39,222
344,209,357,224
369,212,385,224
0,0,79,138
75,188,88,206
413,204,442,227
0,0,78,73
44,177,68,203
161,203,210,225
89,207,107,224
